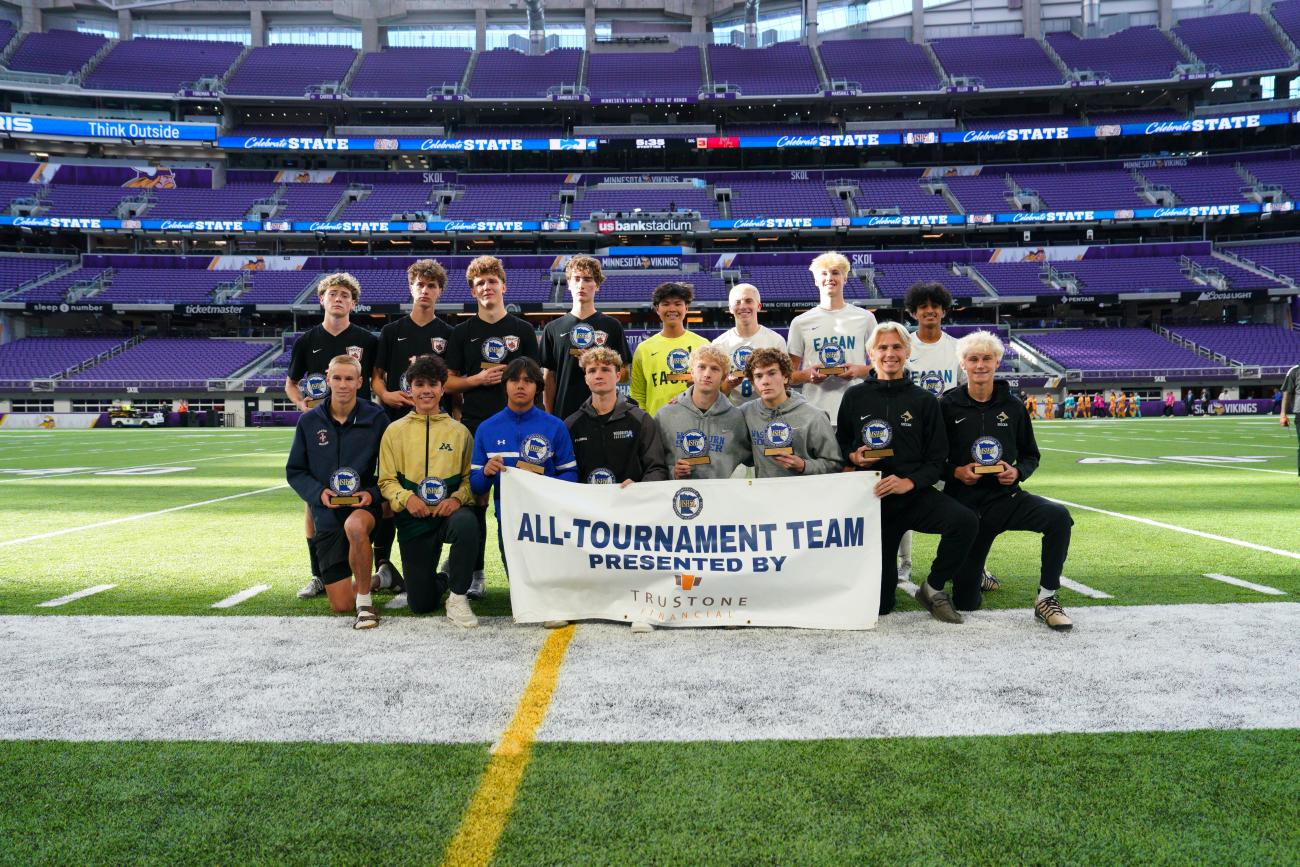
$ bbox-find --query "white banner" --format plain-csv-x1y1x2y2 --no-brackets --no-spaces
502,470,881,630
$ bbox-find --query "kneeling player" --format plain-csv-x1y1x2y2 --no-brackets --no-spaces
286,355,389,629
837,323,978,622
566,347,669,487
378,355,481,628
940,331,1075,631
742,347,842,476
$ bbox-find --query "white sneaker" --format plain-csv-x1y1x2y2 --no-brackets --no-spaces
897,558,913,582
296,576,324,599
445,592,479,629
466,571,486,600
543,620,570,628
630,621,653,633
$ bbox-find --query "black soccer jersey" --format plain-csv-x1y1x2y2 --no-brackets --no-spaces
287,323,378,400
376,315,454,393
539,312,631,420
445,313,539,426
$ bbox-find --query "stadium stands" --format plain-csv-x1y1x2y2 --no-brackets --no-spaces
7,29,106,76
817,37,941,93
66,338,275,383
1221,241,1300,280
707,44,821,95
347,47,471,97
854,175,954,216
237,272,316,305
1166,323,1300,370
275,185,347,222
585,48,703,101
0,336,128,380
94,269,232,304
336,184,435,221
443,176,569,221
572,187,718,220
0,255,73,293
1172,12,1293,73
83,37,242,93
1017,328,1232,376
467,48,581,98
930,35,1064,88
727,179,845,218
1269,0,1300,49
13,267,108,302
225,45,357,96
871,263,987,299
145,184,279,220
1046,27,1184,81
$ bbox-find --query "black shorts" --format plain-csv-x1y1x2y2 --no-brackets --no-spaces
311,505,381,584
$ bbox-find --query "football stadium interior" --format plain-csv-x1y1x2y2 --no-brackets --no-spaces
1,0,1298,863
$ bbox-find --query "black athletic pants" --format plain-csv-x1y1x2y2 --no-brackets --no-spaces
464,416,488,573
879,487,979,616
397,508,481,614
1293,419,1300,475
954,491,1073,610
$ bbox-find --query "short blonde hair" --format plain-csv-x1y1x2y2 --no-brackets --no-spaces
327,354,363,378
689,344,730,373
809,251,850,275
578,347,623,371
317,272,360,301
465,255,506,286
869,321,912,352
728,282,761,307
956,330,1006,362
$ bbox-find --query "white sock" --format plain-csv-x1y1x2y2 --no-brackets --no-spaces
356,592,373,608
1038,586,1056,601
472,570,484,581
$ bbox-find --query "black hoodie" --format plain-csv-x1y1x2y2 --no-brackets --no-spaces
836,371,947,490
938,380,1041,509
565,395,669,484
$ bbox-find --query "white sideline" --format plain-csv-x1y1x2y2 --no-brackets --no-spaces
1059,576,1114,599
1203,573,1287,596
0,450,278,485
37,584,116,607
1040,446,1292,475
0,484,290,548
1046,496,1300,561
211,584,272,609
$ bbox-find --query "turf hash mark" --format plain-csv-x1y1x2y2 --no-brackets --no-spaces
211,584,272,609
37,584,116,607
1202,573,1287,596
1059,576,1114,599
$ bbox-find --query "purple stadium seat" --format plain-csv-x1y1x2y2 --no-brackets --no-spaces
931,35,1064,88
467,48,581,99
1046,27,1183,81
0,336,130,380
1173,12,1293,73
586,48,703,101
1018,328,1231,377
707,44,820,96
83,37,242,93
8,29,106,76
817,38,941,93
225,45,356,96
348,47,471,98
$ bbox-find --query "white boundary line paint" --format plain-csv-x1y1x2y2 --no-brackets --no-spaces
0,450,279,484
1059,576,1114,599
1047,496,1300,561
37,584,116,607
0,484,290,548
1203,573,1287,596
1040,446,1292,475
211,584,272,609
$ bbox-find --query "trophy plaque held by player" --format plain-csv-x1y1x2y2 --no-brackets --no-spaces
818,343,849,377
762,420,794,456
972,436,1005,474
515,432,552,474
481,336,512,369
665,347,694,383
302,373,329,408
861,418,895,458
327,467,364,506
568,322,600,358
680,428,712,465
417,476,447,505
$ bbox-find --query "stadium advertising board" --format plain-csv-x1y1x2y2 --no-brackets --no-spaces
0,114,216,142
502,471,882,630
219,135,598,152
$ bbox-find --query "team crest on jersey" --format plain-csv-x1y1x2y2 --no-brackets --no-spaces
316,430,329,446
482,337,508,363
673,487,703,520
346,345,363,361
417,477,447,505
431,337,447,354
680,428,709,458
862,418,893,449
731,345,755,374
570,323,596,349
666,348,691,375
921,373,945,395
587,467,616,485
763,421,793,448
900,410,914,425
996,411,1010,425
818,343,846,367
504,335,520,352
520,433,553,465
593,330,608,346
972,436,1004,467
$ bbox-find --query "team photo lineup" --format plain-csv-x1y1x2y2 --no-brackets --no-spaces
2,0,1300,863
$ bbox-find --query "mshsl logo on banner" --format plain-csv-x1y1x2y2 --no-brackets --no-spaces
501,471,881,630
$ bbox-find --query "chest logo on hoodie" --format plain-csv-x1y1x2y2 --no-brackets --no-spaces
997,411,1010,426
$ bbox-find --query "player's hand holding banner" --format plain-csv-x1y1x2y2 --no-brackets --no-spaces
502,470,882,630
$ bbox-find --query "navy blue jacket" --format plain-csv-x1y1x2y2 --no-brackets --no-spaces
286,399,389,531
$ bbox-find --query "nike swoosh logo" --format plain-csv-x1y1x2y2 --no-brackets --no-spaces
471,338,482,343
312,349,323,354
859,415,869,421
397,337,407,342
955,417,967,423
559,331,569,337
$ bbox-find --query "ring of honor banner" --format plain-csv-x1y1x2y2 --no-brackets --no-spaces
502,470,881,630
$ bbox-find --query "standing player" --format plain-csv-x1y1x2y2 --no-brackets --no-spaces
286,354,389,629
286,273,383,601
373,259,457,422
787,252,877,425
565,347,669,487
941,331,1075,631
1281,362,1299,476
837,323,978,621
741,348,841,477
1062,392,1077,419
377,355,480,627
655,346,752,481
541,255,631,420
630,282,707,416
445,256,540,599
712,283,787,406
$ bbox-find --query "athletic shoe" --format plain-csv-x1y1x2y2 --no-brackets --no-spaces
915,583,963,624
1034,595,1073,631
897,558,913,582
981,570,1001,592
353,605,379,630
375,562,404,593
543,620,570,629
630,621,654,633
446,592,479,629
467,571,486,600
296,577,324,599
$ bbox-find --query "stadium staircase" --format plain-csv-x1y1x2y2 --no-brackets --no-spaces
1179,255,1227,290
1164,28,1202,66
961,265,1000,299
922,41,948,83
699,44,712,90
293,274,327,306
1211,246,1295,287
1233,162,1288,204
212,273,248,303
458,51,477,95
76,38,116,86
1263,5,1300,60
68,268,113,303
48,335,141,384
808,42,831,91
0,257,80,301
1039,37,1074,80
247,187,284,221
1131,169,1179,207
217,44,252,91
0,29,24,66
338,51,365,96
1155,324,1263,378
1008,335,1067,376
577,49,588,90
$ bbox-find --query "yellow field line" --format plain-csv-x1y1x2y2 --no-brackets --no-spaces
441,625,575,867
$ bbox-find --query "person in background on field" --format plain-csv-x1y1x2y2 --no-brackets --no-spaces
1044,393,1055,419
1163,391,1175,417
1280,363,1300,476
286,354,389,630
1062,392,1076,419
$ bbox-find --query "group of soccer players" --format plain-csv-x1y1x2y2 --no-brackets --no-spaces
285,252,1074,633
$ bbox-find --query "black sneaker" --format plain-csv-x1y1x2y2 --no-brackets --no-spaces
1034,595,1073,631
915,583,963,624
981,570,1001,592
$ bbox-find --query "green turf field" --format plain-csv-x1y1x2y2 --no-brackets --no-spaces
1,418,1296,865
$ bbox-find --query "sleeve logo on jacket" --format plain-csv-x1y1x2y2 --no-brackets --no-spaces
520,433,554,464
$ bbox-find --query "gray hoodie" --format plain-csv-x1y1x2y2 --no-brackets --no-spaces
655,386,753,480
742,392,843,478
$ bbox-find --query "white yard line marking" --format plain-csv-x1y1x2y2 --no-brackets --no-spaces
1059,576,1114,599
0,484,290,548
37,584,116,608
0,450,277,484
385,593,408,610
1203,573,1287,596
211,584,272,609
1040,446,1292,474
1047,496,1300,560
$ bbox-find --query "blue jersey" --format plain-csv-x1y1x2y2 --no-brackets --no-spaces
471,405,578,513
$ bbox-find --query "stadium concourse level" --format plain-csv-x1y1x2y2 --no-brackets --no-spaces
3,7,1300,98
0,336,276,387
